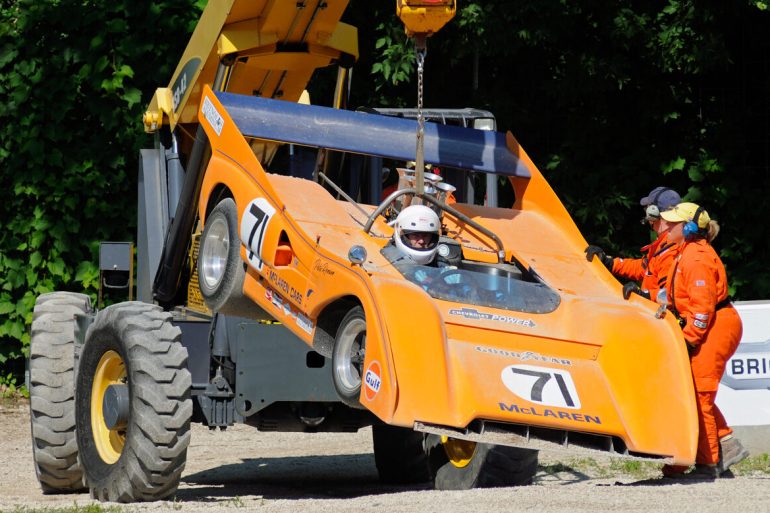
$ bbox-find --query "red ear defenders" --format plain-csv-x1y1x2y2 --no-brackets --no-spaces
683,206,705,239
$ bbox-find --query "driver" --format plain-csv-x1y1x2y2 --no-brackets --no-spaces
387,204,441,266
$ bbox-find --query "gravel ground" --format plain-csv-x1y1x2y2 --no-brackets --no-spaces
2,401,768,513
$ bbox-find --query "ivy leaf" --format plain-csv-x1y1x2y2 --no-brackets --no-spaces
0,300,14,315
122,87,141,107
47,258,66,277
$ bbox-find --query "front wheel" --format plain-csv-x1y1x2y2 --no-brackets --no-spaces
75,302,192,502
198,198,250,317
430,436,538,490
332,306,367,409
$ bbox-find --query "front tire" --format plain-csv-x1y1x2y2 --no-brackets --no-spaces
198,198,251,317
332,306,366,409
29,292,92,493
75,302,192,502
431,437,538,490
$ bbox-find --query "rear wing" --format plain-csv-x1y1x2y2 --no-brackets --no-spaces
215,91,531,178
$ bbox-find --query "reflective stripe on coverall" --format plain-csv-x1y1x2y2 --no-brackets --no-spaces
666,239,743,465
611,232,678,299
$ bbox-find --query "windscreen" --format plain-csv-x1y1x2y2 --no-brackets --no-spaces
395,263,560,314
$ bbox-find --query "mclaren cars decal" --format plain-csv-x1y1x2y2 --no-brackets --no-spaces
240,197,276,271
267,269,303,306
448,307,535,328
501,364,581,409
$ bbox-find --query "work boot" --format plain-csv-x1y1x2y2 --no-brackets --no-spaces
669,464,720,481
719,435,750,474
661,464,689,478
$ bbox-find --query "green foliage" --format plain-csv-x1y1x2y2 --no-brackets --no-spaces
371,22,415,89
0,0,203,382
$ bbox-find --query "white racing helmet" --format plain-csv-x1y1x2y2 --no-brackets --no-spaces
394,205,440,265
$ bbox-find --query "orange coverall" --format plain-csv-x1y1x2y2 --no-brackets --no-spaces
611,232,678,300
666,239,743,465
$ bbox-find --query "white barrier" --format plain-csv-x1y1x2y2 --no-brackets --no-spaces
716,300,770,454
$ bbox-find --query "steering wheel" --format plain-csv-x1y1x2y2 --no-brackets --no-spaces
434,268,481,302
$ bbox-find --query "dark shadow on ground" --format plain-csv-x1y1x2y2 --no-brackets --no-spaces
178,453,431,502
535,463,595,484
604,469,735,487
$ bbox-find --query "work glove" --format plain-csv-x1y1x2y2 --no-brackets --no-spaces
685,340,699,356
622,281,650,300
585,245,614,270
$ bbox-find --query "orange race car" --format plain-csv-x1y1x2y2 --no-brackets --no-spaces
192,85,698,481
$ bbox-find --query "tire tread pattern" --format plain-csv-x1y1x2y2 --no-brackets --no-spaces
433,440,538,490
29,292,91,493
79,302,191,502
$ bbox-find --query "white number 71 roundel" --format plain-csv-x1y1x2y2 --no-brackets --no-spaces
501,364,581,410
240,197,276,271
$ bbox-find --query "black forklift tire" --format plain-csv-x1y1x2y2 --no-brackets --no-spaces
75,302,192,502
29,292,92,493
331,306,367,409
198,198,251,317
372,424,433,484
430,437,538,490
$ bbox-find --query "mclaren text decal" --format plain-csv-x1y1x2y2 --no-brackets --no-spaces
364,361,382,401
498,402,601,425
501,364,581,409
201,96,224,136
449,307,535,328
475,346,571,366
267,269,303,306
240,198,276,271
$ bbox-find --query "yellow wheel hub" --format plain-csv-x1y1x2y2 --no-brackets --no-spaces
441,436,477,468
91,350,127,464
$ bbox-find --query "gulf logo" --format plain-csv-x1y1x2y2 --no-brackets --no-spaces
364,361,382,401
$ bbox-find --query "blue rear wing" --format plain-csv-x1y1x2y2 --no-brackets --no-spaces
215,92,530,178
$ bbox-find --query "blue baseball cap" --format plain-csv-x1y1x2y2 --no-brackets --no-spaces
639,187,681,212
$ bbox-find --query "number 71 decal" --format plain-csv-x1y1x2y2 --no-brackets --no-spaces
240,198,276,271
501,364,581,409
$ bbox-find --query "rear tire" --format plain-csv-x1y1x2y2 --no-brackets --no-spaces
75,302,192,502
372,425,432,484
430,437,538,490
29,292,91,493
332,306,366,409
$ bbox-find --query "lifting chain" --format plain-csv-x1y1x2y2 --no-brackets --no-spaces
414,46,427,196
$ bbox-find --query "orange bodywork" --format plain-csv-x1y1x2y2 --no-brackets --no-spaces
195,87,698,465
